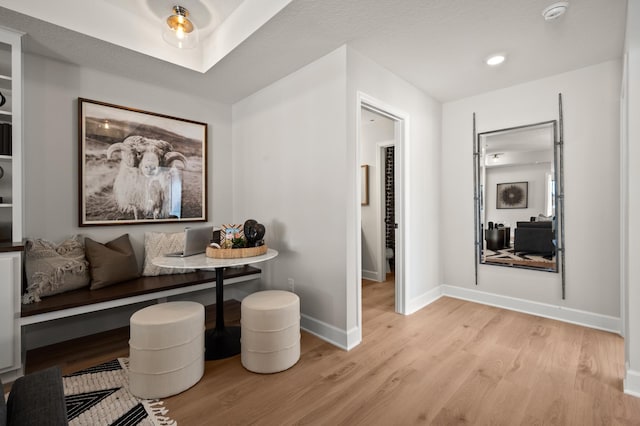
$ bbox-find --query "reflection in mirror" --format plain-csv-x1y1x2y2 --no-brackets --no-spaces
476,121,559,272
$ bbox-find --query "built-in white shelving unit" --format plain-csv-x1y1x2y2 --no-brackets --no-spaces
0,31,21,243
0,27,23,381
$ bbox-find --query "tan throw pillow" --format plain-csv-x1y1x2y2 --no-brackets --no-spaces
85,234,140,289
142,231,195,276
23,236,90,304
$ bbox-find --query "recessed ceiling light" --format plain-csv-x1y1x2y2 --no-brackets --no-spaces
486,54,506,66
542,2,569,21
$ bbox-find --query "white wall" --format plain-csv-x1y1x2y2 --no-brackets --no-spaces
442,60,621,319
232,47,349,344
347,47,442,320
360,109,394,280
232,45,442,349
20,52,237,345
623,0,640,397
23,53,234,265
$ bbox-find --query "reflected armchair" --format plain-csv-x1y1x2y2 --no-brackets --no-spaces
513,221,555,255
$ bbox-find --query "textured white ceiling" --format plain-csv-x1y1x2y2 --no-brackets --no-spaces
0,0,292,72
0,0,628,104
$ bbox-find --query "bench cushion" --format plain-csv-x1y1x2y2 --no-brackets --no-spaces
21,266,261,319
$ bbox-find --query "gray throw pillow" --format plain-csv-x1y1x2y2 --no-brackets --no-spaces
85,234,140,289
23,236,90,304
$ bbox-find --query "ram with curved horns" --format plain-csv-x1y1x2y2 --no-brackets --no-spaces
106,135,188,220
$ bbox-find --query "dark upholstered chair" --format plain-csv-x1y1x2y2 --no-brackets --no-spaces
1,366,68,426
514,221,555,255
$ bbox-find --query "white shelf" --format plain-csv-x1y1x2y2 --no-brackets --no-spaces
0,27,22,380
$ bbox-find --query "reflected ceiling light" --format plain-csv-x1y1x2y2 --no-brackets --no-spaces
486,54,506,66
162,5,199,49
542,2,569,21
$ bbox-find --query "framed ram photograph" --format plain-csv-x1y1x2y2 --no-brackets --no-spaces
78,98,207,226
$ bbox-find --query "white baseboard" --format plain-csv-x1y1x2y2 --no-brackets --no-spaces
362,269,380,281
624,368,640,397
405,286,444,315
301,284,621,349
0,365,23,384
300,313,359,350
440,284,622,334
346,326,362,350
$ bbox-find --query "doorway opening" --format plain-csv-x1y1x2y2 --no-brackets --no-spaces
383,144,395,278
357,95,406,332
360,107,395,283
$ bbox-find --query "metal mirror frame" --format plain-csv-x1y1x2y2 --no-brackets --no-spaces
473,94,566,299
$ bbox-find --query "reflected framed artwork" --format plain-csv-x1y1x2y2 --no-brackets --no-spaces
361,165,369,205
496,181,528,209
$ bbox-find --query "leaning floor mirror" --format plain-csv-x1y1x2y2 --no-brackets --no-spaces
473,95,566,297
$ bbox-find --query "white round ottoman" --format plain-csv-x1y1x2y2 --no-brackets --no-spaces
129,301,205,399
241,290,300,374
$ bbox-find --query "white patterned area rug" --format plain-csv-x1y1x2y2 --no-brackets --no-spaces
64,358,176,426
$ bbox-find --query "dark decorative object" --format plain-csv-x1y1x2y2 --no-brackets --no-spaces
496,182,528,209
231,237,246,248
0,123,12,155
244,219,265,247
485,228,505,251
0,91,5,107
254,224,265,246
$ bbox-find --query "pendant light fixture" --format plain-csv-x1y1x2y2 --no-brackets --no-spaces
162,5,199,49
542,2,569,21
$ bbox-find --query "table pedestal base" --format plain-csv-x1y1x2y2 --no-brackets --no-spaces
205,325,241,360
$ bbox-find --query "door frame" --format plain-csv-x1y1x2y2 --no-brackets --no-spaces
356,92,407,322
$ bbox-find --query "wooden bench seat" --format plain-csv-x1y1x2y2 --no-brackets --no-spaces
20,266,261,325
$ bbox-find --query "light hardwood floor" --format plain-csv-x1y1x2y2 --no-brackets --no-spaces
25,276,640,425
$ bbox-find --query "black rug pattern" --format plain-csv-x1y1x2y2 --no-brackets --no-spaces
63,358,176,426
484,248,555,265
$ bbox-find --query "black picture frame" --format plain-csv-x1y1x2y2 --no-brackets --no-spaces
78,98,208,226
496,181,528,209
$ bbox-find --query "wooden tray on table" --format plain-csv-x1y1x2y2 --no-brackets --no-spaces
205,245,268,259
